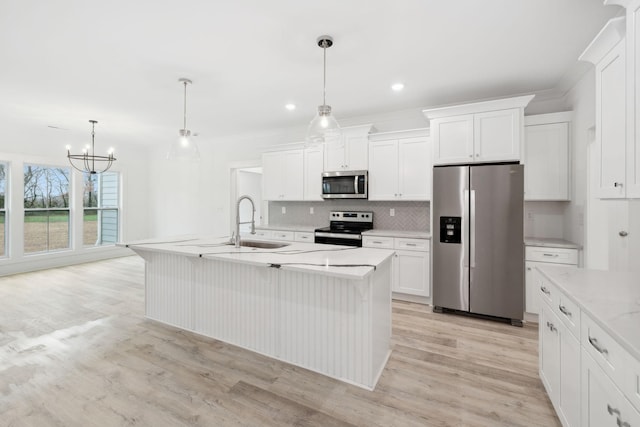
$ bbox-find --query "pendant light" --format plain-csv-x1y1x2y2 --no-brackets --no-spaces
167,78,200,160
66,120,115,174
306,35,341,148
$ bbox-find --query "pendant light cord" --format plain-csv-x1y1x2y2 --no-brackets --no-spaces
183,80,188,130
322,40,327,107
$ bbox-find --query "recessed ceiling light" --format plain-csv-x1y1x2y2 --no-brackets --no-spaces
391,83,405,92
285,103,296,111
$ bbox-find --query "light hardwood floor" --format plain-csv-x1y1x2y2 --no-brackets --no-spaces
0,256,560,427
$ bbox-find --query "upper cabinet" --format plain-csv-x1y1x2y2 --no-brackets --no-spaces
524,112,572,201
303,146,324,201
369,129,432,201
423,95,534,165
324,124,373,172
262,149,304,201
580,13,640,199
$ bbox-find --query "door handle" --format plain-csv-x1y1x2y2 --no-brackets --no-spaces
619,231,628,237
354,176,359,194
470,190,476,268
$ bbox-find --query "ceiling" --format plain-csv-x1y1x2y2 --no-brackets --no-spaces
0,0,621,149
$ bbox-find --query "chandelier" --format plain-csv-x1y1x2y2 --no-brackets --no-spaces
66,120,115,174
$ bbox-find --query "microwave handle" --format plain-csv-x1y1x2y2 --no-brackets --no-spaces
354,176,359,194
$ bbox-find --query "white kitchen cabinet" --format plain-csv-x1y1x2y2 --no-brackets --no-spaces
369,130,431,201
363,235,430,299
524,113,572,201
537,271,581,427
324,124,373,172
525,245,579,315
262,149,304,201
582,350,640,427
424,96,533,165
303,146,324,201
628,0,640,198
580,17,628,198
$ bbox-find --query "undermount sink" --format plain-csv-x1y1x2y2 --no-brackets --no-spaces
230,240,290,249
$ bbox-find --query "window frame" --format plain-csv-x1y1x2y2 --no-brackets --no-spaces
82,171,120,247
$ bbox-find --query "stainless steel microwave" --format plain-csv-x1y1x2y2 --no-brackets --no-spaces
321,170,368,199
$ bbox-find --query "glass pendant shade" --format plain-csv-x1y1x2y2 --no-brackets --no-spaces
307,105,341,147
167,128,200,160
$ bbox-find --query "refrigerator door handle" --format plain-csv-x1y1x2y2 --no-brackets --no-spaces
463,189,470,268
470,189,476,268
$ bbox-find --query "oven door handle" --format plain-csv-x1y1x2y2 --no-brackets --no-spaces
314,232,362,240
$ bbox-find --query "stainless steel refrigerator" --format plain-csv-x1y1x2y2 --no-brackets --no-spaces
432,163,524,326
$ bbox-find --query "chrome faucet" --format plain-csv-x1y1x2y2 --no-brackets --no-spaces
235,195,256,247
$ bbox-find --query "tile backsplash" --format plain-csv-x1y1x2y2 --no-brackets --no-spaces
268,200,430,231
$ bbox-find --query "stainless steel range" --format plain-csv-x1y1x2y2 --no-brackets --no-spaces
314,211,373,247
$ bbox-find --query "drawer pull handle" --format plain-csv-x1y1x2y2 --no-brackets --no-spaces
608,404,620,417
558,305,572,317
373,241,383,244
589,336,609,356
540,286,551,296
542,253,559,257
546,321,557,332
405,243,417,247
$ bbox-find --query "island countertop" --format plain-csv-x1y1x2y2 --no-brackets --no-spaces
537,266,640,362
121,236,394,280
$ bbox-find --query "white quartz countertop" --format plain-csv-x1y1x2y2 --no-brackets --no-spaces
362,229,431,239
524,237,581,249
537,266,640,361
121,236,393,280
255,225,318,233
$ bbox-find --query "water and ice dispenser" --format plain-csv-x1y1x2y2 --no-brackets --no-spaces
439,216,461,244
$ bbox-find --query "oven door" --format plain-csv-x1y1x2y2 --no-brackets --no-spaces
322,171,368,199
314,231,363,247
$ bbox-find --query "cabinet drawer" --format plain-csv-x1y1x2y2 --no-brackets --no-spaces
253,230,273,239
582,313,629,394
536,271,558,308
394,238,429,252
556,292,580,340
525,246,578,264
294,231,314,242
271,230,294,241
362,236,394,249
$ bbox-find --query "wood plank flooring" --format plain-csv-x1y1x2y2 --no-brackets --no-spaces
0,256,560,427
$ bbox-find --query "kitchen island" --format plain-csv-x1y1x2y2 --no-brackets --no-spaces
122,236,394,390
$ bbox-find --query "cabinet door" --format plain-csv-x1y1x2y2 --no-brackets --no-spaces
262,152,283,200
345,134,369,170
432,114,474,164
304,147,324,201
539,303,560,403
474,108,520,162
628,1,640,198
398,137,431,200
368,140,399,200
394,249,430,297
596,40,627,198
324,141,345,172
524,122,570,201
582,351,640,427
559,328,581,427
282,150,304,200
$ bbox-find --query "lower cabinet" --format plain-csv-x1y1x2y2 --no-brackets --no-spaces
538,268,640,427
363,236,430,299
525,245,578,315
582,351,640,427
539,301,581,427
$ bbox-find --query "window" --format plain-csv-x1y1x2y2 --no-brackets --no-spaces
83,172,119,246
0,162,6,257
23,165,70,253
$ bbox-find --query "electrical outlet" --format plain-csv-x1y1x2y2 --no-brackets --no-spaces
282,206,286,214
310,207,314,214
390,208,395,217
